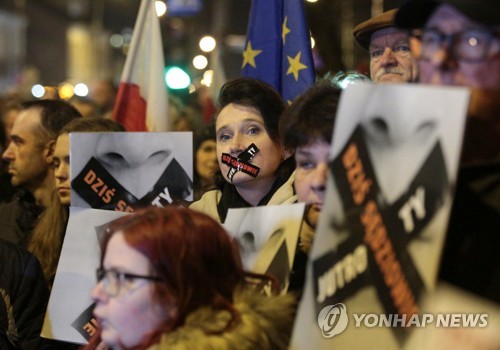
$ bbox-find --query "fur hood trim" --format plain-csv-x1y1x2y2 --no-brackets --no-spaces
148,287,296,350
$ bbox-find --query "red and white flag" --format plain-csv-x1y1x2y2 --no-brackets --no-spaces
112,0,169,131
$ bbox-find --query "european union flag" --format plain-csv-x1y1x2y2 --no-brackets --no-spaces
241,0,315,103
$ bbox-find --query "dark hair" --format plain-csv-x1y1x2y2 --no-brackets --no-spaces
0,98,23,147
193,123,216,191
1,98,23,123
280,83,341,149
215,77,286,143
20,100,82,142
193,123,216,154
60,117,125,134
86,206,262,349
69,96,99,118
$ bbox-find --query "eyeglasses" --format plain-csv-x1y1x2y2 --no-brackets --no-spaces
96,268,163,297
369,43,412,60
416,28,499,62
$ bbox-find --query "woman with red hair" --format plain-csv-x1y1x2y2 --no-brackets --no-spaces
85,206,295,350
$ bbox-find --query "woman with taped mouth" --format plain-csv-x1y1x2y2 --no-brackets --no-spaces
85,206,295,350
190,77,296,223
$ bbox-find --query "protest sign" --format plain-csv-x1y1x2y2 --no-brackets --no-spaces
42,208,129,343
290,83,470,349
70,132,193,211
224,203,305,292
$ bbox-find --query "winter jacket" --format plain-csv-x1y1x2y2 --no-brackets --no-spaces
190,171,296,223
0,239,49,349
439,161,500,303
0,191,42,248
147,287,296,350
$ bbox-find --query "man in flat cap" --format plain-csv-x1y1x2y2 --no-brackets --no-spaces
353,9,418,83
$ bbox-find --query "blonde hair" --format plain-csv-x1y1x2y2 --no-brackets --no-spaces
28,191,68,285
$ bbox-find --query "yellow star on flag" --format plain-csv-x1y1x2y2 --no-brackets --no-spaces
282,16,291,44
286,52,308,81
242,41,262,68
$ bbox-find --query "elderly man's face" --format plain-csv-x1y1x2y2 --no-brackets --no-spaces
369,27,419,83
419,4,500,88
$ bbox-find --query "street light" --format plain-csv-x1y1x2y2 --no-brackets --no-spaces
199,36,216,53
155,1,167,17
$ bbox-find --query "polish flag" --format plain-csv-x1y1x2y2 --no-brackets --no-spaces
112,0,169,131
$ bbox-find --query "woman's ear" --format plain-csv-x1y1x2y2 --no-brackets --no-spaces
282,148,294,161
160,294,179,322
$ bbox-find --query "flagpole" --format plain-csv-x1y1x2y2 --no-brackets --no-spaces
121,0,150,80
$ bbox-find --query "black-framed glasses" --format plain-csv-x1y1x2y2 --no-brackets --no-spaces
96,267,163,297
416,27,499,62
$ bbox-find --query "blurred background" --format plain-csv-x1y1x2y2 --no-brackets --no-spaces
0,0,400,102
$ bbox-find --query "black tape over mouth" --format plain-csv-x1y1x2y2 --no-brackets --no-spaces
221,143,261,182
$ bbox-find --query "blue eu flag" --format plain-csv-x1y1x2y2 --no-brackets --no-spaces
241,0,315,103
